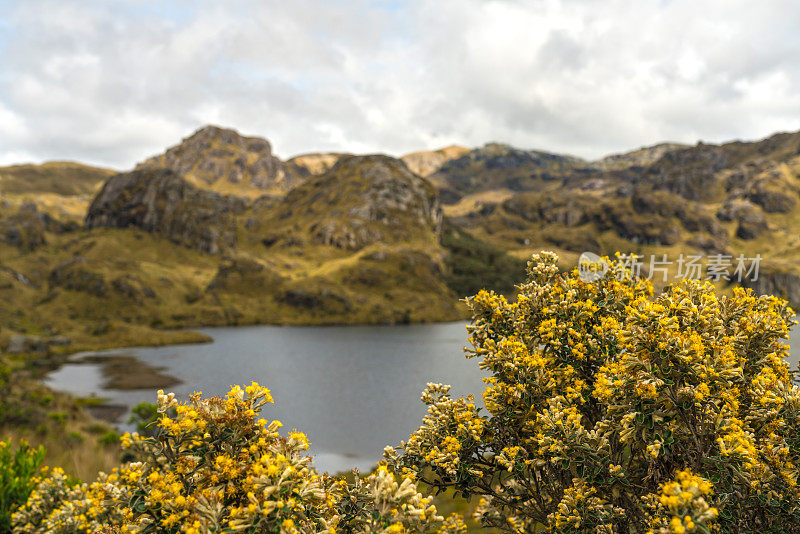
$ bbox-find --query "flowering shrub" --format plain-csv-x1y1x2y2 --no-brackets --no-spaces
387,252,800,533
13,384,460,533
0,438,45,531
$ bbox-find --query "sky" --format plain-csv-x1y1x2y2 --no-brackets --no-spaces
1,0,800,169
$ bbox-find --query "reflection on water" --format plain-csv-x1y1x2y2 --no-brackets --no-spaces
45,322,482,473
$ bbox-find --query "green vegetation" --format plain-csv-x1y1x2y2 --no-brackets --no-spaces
440,221,526,297
0,439,45,532
127,401,170,437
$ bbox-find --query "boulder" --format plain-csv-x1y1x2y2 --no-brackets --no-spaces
717,199,768,240
748,189,796,213
6,334,48,354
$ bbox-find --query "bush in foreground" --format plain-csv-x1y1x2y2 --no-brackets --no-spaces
387,252,800,533
12,384,460,534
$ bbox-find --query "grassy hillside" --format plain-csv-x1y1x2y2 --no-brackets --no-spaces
0,161,114,196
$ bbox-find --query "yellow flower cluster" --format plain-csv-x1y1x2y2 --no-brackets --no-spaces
550,478,623,533
12,466,127,533
390,251,800,533
389,383,484,477
648,469,718,534
14,384,465,534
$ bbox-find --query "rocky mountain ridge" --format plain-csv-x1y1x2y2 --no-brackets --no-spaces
4,125,800,354
135,125,310,197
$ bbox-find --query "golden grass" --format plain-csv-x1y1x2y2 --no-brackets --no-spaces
1,427,120,482
442,189,515,217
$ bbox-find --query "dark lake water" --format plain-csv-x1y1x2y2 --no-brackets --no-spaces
44,322,484,473
44,319,800,473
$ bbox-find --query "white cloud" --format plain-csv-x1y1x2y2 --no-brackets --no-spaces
1,0,800,168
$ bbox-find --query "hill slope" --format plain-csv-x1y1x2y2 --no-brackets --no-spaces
0,161,114,196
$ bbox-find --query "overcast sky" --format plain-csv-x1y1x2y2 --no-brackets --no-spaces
1,0,800,169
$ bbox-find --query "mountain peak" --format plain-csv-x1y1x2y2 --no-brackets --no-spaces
401,145,470,177
135,126,305,195
178,125,273,153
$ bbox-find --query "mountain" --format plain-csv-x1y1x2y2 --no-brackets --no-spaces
1,145,482,353
592,143,688,171
429,142,589,204
445,130,800,302
401,145,470,177
135,125,310,198
5,125,800,355
256,154,442,250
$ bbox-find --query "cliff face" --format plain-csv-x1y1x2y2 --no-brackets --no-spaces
85,168,245,254
136,125,308,196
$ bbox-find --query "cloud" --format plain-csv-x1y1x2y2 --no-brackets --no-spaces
1,0,800,168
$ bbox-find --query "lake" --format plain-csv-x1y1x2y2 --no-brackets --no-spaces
44,322,484,473
44,318,800,473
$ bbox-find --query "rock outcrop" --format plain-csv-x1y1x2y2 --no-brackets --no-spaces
1,203,51,250
136,125,307,192
268,155,443,251
49,257,108,296
85,168,244,254
717,199,768,240
206,256,283,295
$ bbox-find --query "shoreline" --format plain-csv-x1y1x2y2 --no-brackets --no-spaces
9,309,472,362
